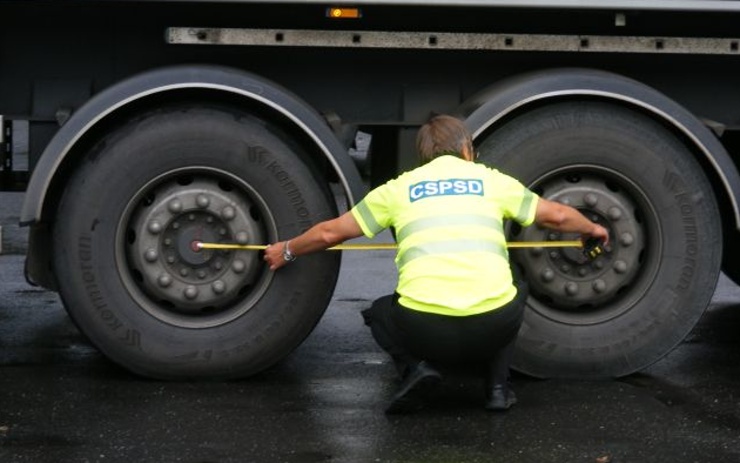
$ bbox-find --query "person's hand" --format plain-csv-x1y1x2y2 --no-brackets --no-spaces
587,224,610,246
264,241,288,271
581,225,609,260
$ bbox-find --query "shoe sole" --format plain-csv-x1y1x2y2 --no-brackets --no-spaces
485,396,518,411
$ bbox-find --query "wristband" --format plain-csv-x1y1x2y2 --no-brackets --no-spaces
282,240,297,262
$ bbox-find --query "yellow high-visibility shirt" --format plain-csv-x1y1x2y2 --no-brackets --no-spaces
351,155,539,316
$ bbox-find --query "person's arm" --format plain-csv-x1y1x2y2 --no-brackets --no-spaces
535,198,610,244
263,211,365,270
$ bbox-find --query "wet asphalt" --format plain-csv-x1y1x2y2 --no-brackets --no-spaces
1,191,740,463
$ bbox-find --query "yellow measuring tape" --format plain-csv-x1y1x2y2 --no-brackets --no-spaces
196,240,583,251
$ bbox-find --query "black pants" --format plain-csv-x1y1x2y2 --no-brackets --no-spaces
362,276,527,386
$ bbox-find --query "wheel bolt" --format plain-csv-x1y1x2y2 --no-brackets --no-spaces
541,268,555,282
614,260,628,274
168,199,183,213
157,274,172,287
235,231,249,244
197,270,207,279
212,280,226,294
196,194,210,208
564,282,578,296
620,233,634,247
584,193,598,207
608,207,622,221
578,267,588,277
144,248,158,262
180,268,189,277
184,286,198,300
232,260,246,273
222,206,236,221
592,279,606,293
148,221,162,234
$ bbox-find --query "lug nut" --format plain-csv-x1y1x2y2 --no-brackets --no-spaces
232,260,246,273
144,248,158,262
157,274,172,287
584,193,598,207
565,282,579,296
235,231,249,244
212,280,226,294
148,221,162,234
196,194,210,208
184,286,199,300
168,199,183,213
221,206,236,221
608,206,622,221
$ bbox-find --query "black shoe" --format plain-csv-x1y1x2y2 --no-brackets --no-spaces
385,361,442,415
485,384,517,411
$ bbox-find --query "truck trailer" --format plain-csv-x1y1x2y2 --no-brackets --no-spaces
2,0,739,379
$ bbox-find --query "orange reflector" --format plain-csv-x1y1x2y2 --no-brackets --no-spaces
327,7,361,19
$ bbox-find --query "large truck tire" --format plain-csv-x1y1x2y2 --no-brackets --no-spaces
476,101,721,378
53,105,340,379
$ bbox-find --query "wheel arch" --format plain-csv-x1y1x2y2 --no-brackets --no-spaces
21,65,365,288
459,68,740,232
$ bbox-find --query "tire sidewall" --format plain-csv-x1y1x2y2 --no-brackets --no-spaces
54,107,340,378
477,102,721,377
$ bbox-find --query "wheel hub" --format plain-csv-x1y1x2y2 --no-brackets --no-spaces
515,171,644,318
126,177,266,315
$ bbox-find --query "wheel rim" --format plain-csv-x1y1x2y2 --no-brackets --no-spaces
511,164,661,325
117,167,275,328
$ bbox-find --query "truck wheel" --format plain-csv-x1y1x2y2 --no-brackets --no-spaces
53,106,340,379
476,101,721,378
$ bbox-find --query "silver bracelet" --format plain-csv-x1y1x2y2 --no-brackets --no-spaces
282,240,297,262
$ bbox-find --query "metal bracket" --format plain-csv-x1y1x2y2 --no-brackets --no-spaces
0,116,12,191
167,27,740,55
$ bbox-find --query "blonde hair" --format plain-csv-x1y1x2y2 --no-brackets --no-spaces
416,115,473,164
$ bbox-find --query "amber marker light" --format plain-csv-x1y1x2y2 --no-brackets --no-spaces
327,7,362,19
